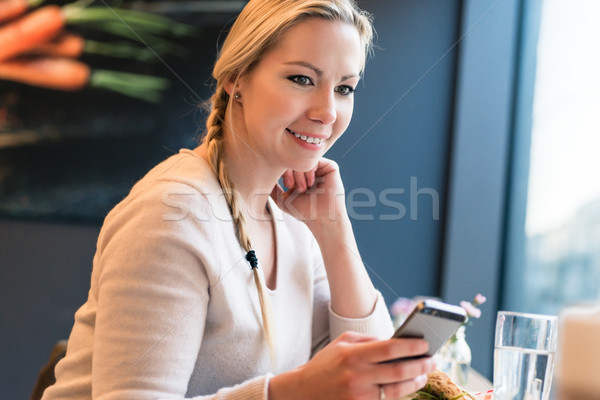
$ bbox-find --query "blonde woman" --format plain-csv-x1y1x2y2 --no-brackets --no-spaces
43,1,436,399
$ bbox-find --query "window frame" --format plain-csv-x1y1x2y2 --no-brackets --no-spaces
440,0,541,378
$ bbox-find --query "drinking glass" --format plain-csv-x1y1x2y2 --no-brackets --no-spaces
493,311,558,400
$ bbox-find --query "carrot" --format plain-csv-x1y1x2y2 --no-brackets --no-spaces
0,0,29,23
0,0,44,23
0,5,64,62
0,57,90,90
29,32,159,62
29,32,85,58
0,3,195,63
0,56,170,102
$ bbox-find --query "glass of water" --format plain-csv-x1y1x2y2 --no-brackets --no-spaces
493,311,558,400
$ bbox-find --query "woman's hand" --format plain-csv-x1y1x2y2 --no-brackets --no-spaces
272,158,378,318
268,331,436,400
271,158,346,229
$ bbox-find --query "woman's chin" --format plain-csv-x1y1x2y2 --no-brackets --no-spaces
287,158,320,173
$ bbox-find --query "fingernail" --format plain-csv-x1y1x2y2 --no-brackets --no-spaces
283,177,291,188
416,374,428,387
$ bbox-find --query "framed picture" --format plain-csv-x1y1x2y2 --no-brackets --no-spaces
0,0,243,223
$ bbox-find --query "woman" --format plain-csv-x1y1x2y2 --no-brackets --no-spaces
43,1,435,399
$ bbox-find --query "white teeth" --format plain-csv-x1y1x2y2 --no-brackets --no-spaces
287,128,323,144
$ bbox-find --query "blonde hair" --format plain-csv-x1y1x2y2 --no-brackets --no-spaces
202,0,374,361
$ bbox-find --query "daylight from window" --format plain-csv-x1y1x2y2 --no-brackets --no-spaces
524,0,600,314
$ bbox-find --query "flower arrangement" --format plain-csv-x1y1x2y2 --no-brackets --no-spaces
389,294,487,332
389,294,488,389
451,293,487,342
438,294,487,387
389,297,416,328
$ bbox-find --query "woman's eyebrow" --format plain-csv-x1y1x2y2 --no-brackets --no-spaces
283,60,358,81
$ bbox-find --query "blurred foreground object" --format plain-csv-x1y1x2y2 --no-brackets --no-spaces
556,304,600,400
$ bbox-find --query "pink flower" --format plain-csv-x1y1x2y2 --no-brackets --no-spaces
460,301,482,318
390,297,415,317
473,293,487,306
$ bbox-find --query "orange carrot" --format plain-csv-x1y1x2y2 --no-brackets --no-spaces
0,5,64,62
0,57,90,90
0,56,169,102
29,32,85,58
28,33,160,62
0,0,43,23
0,0,29,23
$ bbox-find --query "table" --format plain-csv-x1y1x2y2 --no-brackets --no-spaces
463,367,493,393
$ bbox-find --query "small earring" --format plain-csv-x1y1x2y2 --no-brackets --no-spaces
234,92,241,99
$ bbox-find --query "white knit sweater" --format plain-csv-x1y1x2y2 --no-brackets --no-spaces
42,149,394,400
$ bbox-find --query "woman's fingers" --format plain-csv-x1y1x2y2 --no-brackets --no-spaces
282,170,294,189
379,373,429,399
335,334,435,382
293,170,308,192
305,163,318,188
280,158,337,193
280,169,311,192
290,332,435,400
357,338,429,364
274,158,346,224
349,338,436,386
329,331,429,362
372,356,436,385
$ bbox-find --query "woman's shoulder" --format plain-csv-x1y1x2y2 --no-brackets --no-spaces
137,148,220,194
113,149,225,213
98,149,230,240
92,150,238,287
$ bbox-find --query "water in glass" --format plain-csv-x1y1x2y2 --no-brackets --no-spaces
494,345,555,400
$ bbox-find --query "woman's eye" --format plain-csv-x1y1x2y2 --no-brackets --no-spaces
289,75,313,86
335,85,355,96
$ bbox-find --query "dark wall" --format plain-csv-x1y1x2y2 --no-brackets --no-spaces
0,220,100,398
0,1,461,397
330,0,460,300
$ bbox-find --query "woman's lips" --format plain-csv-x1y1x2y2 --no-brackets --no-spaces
286,128,326,144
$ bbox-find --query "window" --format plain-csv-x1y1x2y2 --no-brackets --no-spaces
505,0,600,314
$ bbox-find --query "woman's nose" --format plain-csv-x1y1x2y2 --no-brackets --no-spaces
307,90,336,125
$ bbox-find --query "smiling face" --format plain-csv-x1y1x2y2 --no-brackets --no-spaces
228,17,363,172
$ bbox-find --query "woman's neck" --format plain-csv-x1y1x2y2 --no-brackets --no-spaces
194,140,282,220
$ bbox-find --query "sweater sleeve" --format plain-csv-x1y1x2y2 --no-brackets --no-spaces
309,236,394,357
328,291,395,340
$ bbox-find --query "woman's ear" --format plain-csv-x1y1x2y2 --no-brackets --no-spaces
224,80,235,97
224,74,240,98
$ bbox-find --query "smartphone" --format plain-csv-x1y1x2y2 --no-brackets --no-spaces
391,299,467,359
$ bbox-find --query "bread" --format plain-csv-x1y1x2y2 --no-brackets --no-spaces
424,370,465,398
404,369,479,400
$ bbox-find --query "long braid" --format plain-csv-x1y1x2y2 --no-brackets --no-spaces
203,89,277,363
200,0,374,370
